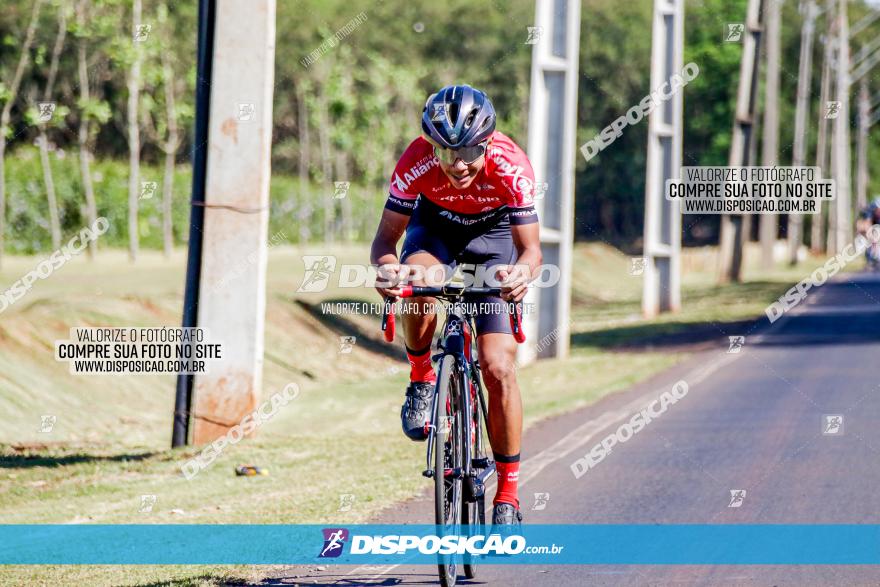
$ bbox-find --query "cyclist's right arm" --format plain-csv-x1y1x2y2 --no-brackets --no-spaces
372,138,427,298
370,208,409,298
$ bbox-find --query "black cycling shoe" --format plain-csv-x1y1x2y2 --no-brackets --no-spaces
400,381,434,441
490,502,523,534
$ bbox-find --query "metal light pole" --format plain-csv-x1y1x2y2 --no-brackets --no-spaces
641,0,684,317
759,0,781,270
856,80,869,209
812,0,836,253
828,0,851,255
788,0,819,265
522,0,580,362
173,0,215,448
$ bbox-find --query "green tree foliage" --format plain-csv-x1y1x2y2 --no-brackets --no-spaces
0,0,878,252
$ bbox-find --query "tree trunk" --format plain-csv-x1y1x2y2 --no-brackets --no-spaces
37,4,69,250
317,91,333,243
78,137,98,258
0,141,6,266
0,0,44,268
38,133,62,248
161,47,180,257
127,0,144,262
336,151,351,241
296,83,311,243
76,0,98,259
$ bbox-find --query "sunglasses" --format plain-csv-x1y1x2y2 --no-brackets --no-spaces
431,140,488,165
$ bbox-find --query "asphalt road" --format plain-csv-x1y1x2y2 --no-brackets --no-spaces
267,271,880,586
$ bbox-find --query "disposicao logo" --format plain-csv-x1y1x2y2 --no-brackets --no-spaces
318,528,349,558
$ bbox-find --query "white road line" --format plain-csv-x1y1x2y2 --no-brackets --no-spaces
514,352,741,489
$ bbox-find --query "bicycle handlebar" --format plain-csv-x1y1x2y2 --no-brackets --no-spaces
380,285,526,344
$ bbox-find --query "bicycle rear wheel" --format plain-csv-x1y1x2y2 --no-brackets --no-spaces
434,354,462,587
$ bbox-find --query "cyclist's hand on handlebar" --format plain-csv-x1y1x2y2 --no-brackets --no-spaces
496,264,530,302
375,263,411,298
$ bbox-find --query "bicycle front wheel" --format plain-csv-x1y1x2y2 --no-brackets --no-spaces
434,353,462,587
463,377,486,579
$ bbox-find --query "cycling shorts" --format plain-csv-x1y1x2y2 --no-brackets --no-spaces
400,195,517,335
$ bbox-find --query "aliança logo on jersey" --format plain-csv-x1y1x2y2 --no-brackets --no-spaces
439,209,494,225
392,155,438,193
318,528,350,558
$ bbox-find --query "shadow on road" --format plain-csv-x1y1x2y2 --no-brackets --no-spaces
572,319,758,351
0,447,158,469
255,570,483,586
573,273,880,352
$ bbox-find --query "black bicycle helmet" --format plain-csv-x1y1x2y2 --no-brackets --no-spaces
421,85,496,149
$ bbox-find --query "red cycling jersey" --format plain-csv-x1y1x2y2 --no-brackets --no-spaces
385,131,539,225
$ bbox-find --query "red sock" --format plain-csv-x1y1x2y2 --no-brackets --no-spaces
493,453,520,507
406,345,436,383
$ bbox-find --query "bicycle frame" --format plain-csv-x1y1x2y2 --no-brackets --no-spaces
423,306,493,497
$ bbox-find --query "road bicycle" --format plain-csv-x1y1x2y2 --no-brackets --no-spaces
381,284,525,587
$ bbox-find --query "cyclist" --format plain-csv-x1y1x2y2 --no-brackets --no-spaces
857,197,880,231
370,85,542,528
857,197,880,269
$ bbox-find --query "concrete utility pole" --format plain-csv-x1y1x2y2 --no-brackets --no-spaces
641,0,684,317
812,0,836,252
522,0,580,363
760,0,781,270
190,0,276,444
856,80,869,209
788,0,819,265
846,8,880,215
719,0,764,283
828,0,851,255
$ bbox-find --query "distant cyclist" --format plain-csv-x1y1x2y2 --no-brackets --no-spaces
857,197,880,270
370,85,542,528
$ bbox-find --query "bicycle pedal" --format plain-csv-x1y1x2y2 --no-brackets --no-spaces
463,477,484,503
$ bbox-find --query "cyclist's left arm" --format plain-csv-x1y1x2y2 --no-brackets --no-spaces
498,222,542,302
489,137,542,302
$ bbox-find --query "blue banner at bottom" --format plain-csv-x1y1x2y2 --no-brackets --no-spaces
2,524,879,565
